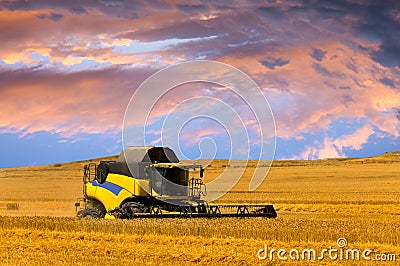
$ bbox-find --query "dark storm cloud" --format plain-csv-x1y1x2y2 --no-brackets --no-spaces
309,48,327,62
259,57,290,70
119,19,217,41
339,94,354,105
284,0,400,67
0,0,32,11
312,63,346,80
0,0,169,19
102,0,123,6
257,6,288,23
339,86,351,90
312,63,332,77
346,61,358,74
380,78,395,89
343,0,400,67
176,4,206,14
2,0,397,67
68,7,88,15
36,12,64,22
372,45,400,68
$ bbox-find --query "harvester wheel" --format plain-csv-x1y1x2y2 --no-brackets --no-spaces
77,207,103,219
86,199,106,218
120,202,146,219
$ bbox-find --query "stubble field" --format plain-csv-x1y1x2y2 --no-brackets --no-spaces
0,152,399,265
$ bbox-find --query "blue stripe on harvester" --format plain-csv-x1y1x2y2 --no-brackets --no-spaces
92,181,123,196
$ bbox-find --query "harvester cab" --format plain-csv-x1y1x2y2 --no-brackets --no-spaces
75,146,276,219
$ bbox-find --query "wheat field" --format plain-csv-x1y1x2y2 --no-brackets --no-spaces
0,152,400,265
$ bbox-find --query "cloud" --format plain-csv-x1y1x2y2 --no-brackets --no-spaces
68,7,88,15
0,66,155,137
0,0,400,160
309,48,327,62
36,12,64,21
300,137,343,160
176,4,206,14
259,57,290,70
333,124,375,153
298,124,375,160
380,77,395,88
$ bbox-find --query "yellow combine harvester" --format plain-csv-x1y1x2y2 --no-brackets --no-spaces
75,146,276,219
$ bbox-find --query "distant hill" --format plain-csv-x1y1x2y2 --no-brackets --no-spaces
372,151,400,158
354,151,400,163
68,151,400,169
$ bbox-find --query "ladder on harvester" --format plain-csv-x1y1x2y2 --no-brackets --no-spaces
76,163,97,211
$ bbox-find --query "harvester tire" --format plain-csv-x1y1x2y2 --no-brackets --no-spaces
77,208,103,219
120,201,146,219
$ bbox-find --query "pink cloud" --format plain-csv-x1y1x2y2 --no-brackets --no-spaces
333,124,375,153
0,67,153,137
0,1,399,159
221,41,400,140
297,124,375,160
299,138,343,160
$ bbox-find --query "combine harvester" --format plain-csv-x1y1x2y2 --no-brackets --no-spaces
75,146,276,219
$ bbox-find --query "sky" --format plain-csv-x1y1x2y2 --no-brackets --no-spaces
0,0,400,167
